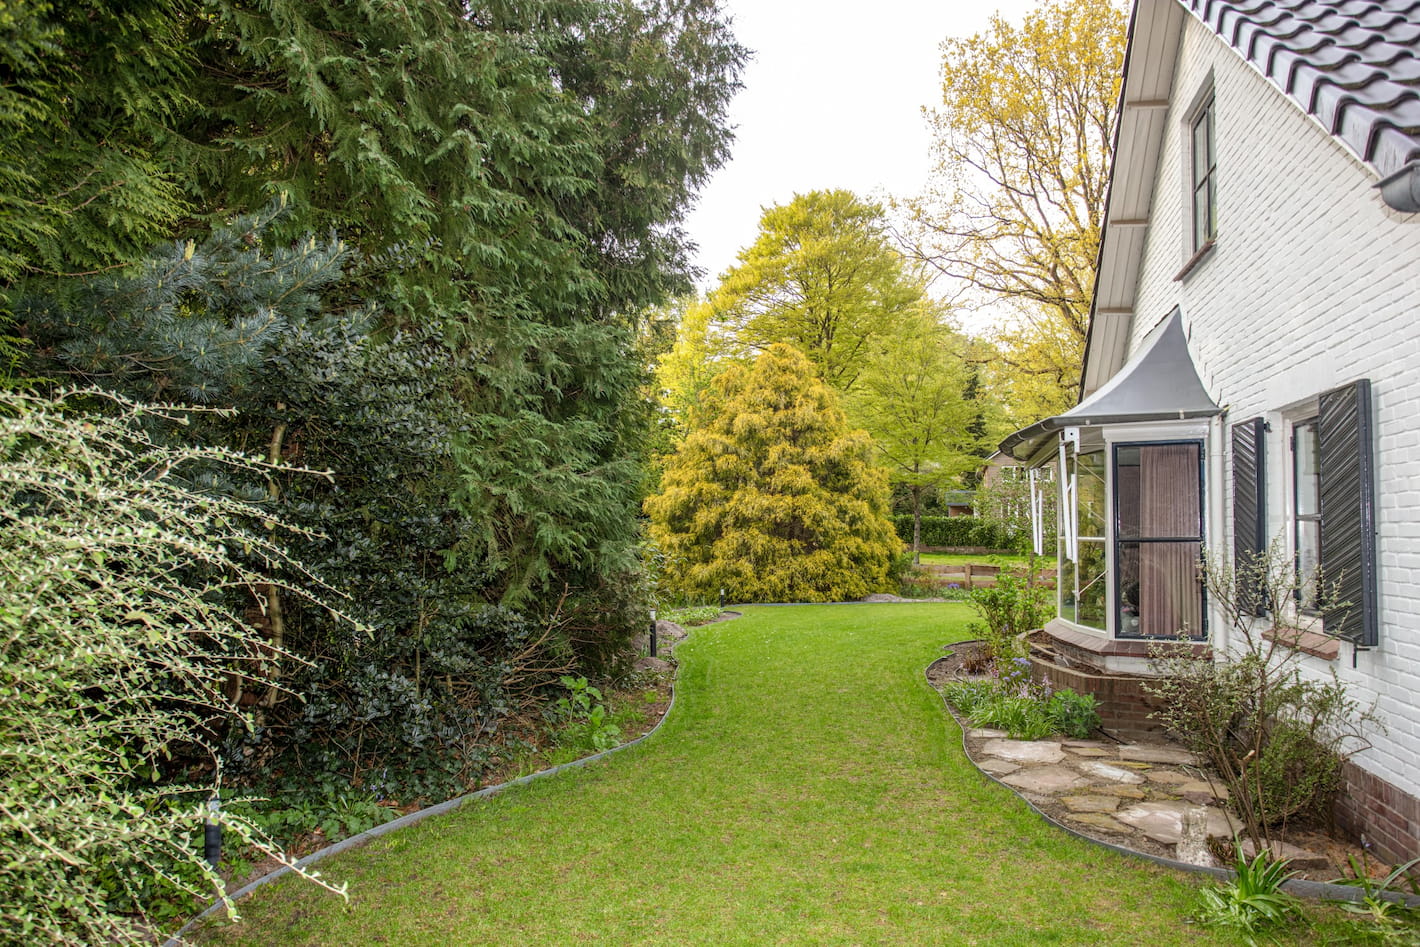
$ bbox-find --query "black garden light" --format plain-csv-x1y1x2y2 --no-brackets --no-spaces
649,608,658,658
204,797,222,869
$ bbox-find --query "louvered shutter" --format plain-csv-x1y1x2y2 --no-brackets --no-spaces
1231,417,1267,616
1318,379,1378,646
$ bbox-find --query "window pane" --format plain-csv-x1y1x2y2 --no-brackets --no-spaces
1116,443,1201,539
1077,450,1106,539
1119,540,1203,638
1295,420,1319,516
1060,554,1078,622
1192,109,1209,187
1077,539,1107,630
1297,518,1320,610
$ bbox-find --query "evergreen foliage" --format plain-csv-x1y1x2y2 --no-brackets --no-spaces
18,212,623,799
890,515,1010,550
647,345,900,603
7,0,747,800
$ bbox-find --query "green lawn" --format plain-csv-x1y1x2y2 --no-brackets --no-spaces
914,552,1037,570
199,604,1335,945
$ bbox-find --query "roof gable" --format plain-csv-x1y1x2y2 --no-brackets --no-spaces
1184,0,1420,186
1083,0,1420,398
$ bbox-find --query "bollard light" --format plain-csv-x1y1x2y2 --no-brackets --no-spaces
719,587,724,610
649,608,658,658
204,797,222,869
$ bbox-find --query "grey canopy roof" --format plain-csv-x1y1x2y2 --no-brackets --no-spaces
999,308,1221,460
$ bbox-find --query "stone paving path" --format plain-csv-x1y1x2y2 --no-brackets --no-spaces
964,729,1332,871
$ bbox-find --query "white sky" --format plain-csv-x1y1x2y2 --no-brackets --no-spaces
685,0,1041,293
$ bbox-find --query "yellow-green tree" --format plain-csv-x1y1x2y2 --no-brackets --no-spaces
708,190,928,393
848,313,990,561
646,344,900,603
902,0,1127,423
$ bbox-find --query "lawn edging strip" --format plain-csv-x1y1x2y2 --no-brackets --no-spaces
167,667,685,945
926,660,1414,907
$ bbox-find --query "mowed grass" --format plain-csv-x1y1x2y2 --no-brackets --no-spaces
915,552,1035,570
201,604,1253,945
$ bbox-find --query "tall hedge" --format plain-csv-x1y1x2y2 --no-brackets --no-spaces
891,515,1011,550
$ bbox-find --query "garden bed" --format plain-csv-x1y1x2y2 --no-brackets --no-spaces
927,644,1382,884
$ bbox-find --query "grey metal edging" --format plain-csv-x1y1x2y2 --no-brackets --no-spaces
925,661,1419,907
167,671,682,945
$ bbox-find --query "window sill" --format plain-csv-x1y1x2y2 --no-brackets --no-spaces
1262,626,1340,661
1172,238,1216,282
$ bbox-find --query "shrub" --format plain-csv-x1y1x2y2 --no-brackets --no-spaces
1146,546,1382,852
1047,690,1101,739
967,571,1052,673
892,514,1010,549
0,389,346,943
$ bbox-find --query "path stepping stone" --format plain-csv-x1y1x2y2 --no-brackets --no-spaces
1001,764,1088,794
978,757,1020,777
968,728,1008,740
1119,744,1197,765
1065,746,1112,758
1240,838,1331,871
1092,784,1148,800
1063,739,1110,749
1077,760,1145,784
1114,802,1240,844
1067,813,1129,834
1061,794,1120,813
981,739,1064,764
1145,770,1191,785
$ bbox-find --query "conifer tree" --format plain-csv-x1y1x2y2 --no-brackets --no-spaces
647,345,900,604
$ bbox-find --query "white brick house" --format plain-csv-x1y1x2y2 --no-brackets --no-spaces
1001,0,1420,862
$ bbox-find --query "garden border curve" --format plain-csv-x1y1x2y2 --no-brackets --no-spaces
166,639,704,946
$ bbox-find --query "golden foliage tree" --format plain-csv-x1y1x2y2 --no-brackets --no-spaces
902,0,1127,423
646,344,900,603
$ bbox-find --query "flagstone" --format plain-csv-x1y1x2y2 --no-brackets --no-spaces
1067,813,1130,834
1077,760,1145,784
1119,744,1198,765
1061,794,1121,813
1000,764,1088,794
977,757,1020,777
981,738,1064,764
1115,802,1240,844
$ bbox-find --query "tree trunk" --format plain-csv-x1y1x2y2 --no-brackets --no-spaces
912,483,923,566
259,409,288,709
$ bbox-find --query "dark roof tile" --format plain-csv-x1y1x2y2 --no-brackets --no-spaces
1184,0,1420,177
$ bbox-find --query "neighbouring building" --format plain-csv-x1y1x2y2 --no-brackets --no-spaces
1000,0,1420,862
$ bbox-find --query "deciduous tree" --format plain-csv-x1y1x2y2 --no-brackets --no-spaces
902,0,1127,420
707,190,929,393
647,344,899,603
849,314,989,561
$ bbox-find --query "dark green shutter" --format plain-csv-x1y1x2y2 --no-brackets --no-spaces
1231,417,1267,616
1318,379,1378,646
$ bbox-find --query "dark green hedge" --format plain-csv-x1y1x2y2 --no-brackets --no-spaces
893,515,1011,550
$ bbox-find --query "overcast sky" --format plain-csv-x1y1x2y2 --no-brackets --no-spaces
685,0,1041,292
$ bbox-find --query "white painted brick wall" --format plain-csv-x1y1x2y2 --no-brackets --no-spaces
1124,16,1420,796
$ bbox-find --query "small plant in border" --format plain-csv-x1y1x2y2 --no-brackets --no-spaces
552,676,623,755
1328,852,1420,944
1195,847,1301,938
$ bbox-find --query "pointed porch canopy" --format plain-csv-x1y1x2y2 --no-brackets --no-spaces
999,308,1220,460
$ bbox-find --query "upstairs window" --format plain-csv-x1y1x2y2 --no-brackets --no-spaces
1190,95,1217,251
